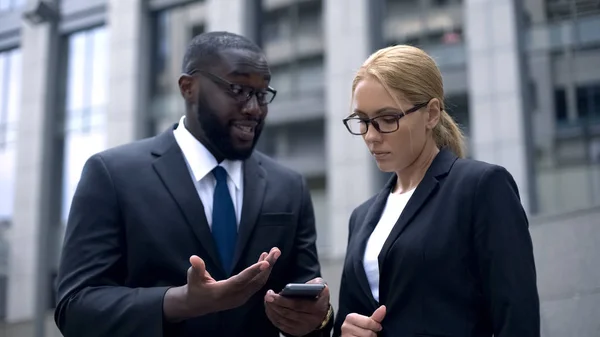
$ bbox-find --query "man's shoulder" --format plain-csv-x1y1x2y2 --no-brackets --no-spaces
92,135,160,169
252,151,303,182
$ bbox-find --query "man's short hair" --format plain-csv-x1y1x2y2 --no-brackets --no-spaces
181,31,263,74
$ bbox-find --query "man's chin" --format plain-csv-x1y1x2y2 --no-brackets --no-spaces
221,146,254,161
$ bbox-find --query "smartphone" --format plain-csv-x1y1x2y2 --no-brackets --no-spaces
279,283,325,298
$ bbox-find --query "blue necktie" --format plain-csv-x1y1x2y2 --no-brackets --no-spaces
211,166,237,274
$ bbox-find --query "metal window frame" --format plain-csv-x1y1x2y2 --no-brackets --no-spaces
148,0,199,12
0,9,22,51
59,0,106,34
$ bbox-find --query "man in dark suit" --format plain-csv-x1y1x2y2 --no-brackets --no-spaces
54,31,333,337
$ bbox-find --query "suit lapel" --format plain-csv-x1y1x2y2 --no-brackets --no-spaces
378,149,457,272
353,177,395,307
231,154,267,271
151,127,224,275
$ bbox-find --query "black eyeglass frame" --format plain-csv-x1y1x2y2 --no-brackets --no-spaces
342,101,430,135
187,69,277,106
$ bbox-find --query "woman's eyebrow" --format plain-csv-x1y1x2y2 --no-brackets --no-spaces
352,107,400,116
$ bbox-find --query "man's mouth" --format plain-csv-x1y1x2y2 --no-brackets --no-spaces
234,124,254,133
231,120,259,141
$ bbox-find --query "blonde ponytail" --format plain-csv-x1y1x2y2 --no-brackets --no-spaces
433,111,466,158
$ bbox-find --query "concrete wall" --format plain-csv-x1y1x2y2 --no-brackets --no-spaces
531,207,600,337
324,0,380,260
465,0,532,212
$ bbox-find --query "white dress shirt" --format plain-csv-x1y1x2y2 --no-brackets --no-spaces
363,188,415,302
173,116,244,228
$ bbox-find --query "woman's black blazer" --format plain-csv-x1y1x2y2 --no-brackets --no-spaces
333,148,540,337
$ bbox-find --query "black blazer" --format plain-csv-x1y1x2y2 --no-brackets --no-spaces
54,126,332,337
333,149,540,337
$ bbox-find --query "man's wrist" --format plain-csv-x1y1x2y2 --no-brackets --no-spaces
316,304,333,330
163,285,196,322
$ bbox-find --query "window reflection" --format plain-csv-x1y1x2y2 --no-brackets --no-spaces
0,0,24,12
149,2,207,136
61,27,108,223
526,4,600,214
0,48,21,225
0,47,20,320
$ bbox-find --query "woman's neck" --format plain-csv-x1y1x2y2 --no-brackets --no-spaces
394,142,439,194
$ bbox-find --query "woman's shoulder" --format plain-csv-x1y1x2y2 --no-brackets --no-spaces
350,193,380,220
452,157,513,180
450,157,519,194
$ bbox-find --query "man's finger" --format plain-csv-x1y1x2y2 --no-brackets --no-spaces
370,305,386,324
258,252,267,262
264,300,307,325
230,261,269,286
265,247,281,265
189,255,206,281
266,291,316,314
245,248,281,289
265,304,299,334
306,277,325,285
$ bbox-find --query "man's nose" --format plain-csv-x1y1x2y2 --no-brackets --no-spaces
242,94,261,116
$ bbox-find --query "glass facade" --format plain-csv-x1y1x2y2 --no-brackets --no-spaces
0,47,20,321
258,0,330,256
61,27,108,223
149,2,207,136
0,0,23,12
0,48,20,226
384,0,471,156
527,3,600,215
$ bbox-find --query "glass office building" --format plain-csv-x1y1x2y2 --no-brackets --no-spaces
0,0,599,336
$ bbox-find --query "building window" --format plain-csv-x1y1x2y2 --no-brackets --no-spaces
577,82,600,121
0,47,20,321
0,49,21,215
149,2,206,136
0,49,20,151
546,0,600,22
555,88,568,123
261,0,324,64
270,56,324,99
0,0,24,12
61,27,108,223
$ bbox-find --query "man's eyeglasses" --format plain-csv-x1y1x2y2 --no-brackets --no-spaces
342,102,429,135
188,69,277,106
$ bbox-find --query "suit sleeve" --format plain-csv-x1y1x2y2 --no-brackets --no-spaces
281,176,333,337
473,165,540,337
54,154,171,337
332,209,358,337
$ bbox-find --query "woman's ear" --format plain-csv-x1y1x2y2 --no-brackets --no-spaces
426,98,442,130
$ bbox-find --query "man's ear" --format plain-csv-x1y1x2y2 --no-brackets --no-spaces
178,74,197,103
426,98,442,130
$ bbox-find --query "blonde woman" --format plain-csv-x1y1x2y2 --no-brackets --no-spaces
333,45,540,337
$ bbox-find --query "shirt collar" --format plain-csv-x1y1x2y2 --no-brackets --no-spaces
173,116,243,190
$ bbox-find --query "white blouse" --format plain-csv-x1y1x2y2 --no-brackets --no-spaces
362,188,415,302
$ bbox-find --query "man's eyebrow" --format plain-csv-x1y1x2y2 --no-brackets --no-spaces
227,70,250,78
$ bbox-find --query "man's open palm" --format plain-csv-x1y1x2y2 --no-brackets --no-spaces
185,247,281,315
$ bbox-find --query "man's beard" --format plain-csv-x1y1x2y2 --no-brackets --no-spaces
195,96,264,161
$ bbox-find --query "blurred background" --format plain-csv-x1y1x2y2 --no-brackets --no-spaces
0,0,599,336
